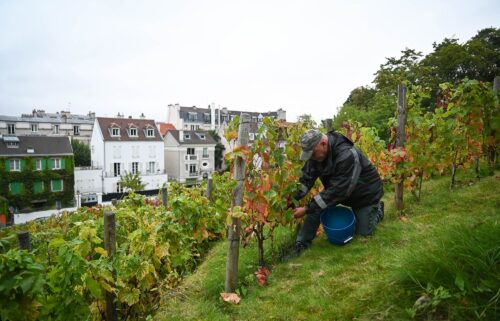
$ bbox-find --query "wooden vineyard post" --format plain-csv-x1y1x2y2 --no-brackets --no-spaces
225,113,250,293
161,187,168,208
17,231,31,251
395,83,407,213
325,118,333,132
207,176,213,201
104,211,118,321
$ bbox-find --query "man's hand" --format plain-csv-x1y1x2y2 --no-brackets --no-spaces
293,207,306,219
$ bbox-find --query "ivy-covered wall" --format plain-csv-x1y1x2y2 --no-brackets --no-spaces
0,155,75,212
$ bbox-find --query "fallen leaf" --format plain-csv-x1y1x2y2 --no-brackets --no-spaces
399,216,408,222
255,266,270,286
220,292,241,304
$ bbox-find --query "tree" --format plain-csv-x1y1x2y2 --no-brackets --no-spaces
209,130,226,171
71,139,90,167
119,172,145,192
296,114,317,127
373,48,424,93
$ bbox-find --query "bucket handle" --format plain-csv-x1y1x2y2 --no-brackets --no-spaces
343,236,353,244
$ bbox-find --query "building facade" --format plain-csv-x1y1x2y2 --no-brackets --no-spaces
87,117,168,194
0,135,75,213
0,109,95,144
166,103,286,131
164,130,216,184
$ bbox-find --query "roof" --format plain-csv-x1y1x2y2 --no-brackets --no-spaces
0,135,73,156
179,106,278,118
0,111,95,125
96,117,163,142
167,130,217,145
157,122,176,136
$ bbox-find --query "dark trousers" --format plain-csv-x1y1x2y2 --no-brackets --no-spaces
296,202,383,246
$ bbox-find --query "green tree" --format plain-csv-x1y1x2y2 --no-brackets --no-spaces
296,114,317,127
209,130,225,171
71,139,90,167
119,172,145,192
373,48,424,93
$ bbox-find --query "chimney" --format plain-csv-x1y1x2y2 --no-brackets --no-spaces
179,130,184,142
140,113,145,119
210,102,216,130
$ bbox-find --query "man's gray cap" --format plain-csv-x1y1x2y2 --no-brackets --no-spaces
299,129,322,161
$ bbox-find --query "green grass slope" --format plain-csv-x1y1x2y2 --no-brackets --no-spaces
155,173,500,321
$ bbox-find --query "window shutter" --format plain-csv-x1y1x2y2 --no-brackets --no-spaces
61,158,66,169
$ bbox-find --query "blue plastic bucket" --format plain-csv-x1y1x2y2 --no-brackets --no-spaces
320,206,356,245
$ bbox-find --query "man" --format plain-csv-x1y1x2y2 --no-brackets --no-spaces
292,129,384,252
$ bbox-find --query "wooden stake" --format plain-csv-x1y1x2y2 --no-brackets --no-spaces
104,211,117,321
395,84,407,213
225,114,250,293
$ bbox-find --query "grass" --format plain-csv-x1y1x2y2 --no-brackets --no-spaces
154,171,500,321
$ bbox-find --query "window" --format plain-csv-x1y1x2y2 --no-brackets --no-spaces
116,182,123,193
53,124,60,134
52,158,61,170
190,125,199,130
188,112,197,121
198,134,206,139
7,123,15,134
35,159,43,170
148,161,155,173
129,128,138,137
187,148,195,155
33,181,44,193
249,133,255,141
114,163,121,177
131,162,139,174
189,164,197,174
111,128,120,136
9,182,22,195
184,134,191,139
51,179,63,192
73,125,80,135
31,123,38,132
146,128,155,137
10,159,21,171
203,147,209,158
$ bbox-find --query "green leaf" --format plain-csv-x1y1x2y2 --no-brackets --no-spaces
85,277,103,299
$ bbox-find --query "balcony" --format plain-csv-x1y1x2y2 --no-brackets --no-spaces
188,171,199,177
103,169,166,178
184,155,198,161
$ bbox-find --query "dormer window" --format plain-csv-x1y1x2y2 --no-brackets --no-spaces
184,134,191,140
111,128,120,137
129,128,138,137
146,128,155,137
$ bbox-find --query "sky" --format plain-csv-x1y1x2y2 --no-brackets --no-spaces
0,1,498,124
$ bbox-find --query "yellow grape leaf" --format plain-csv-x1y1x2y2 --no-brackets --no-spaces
94,247,108,257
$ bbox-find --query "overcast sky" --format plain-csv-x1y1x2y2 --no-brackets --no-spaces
0,0,498,123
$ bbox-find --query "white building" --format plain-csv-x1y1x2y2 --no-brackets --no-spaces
164,130,216,185
0,109,95,144
166,103,286,132
85,116,168,194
